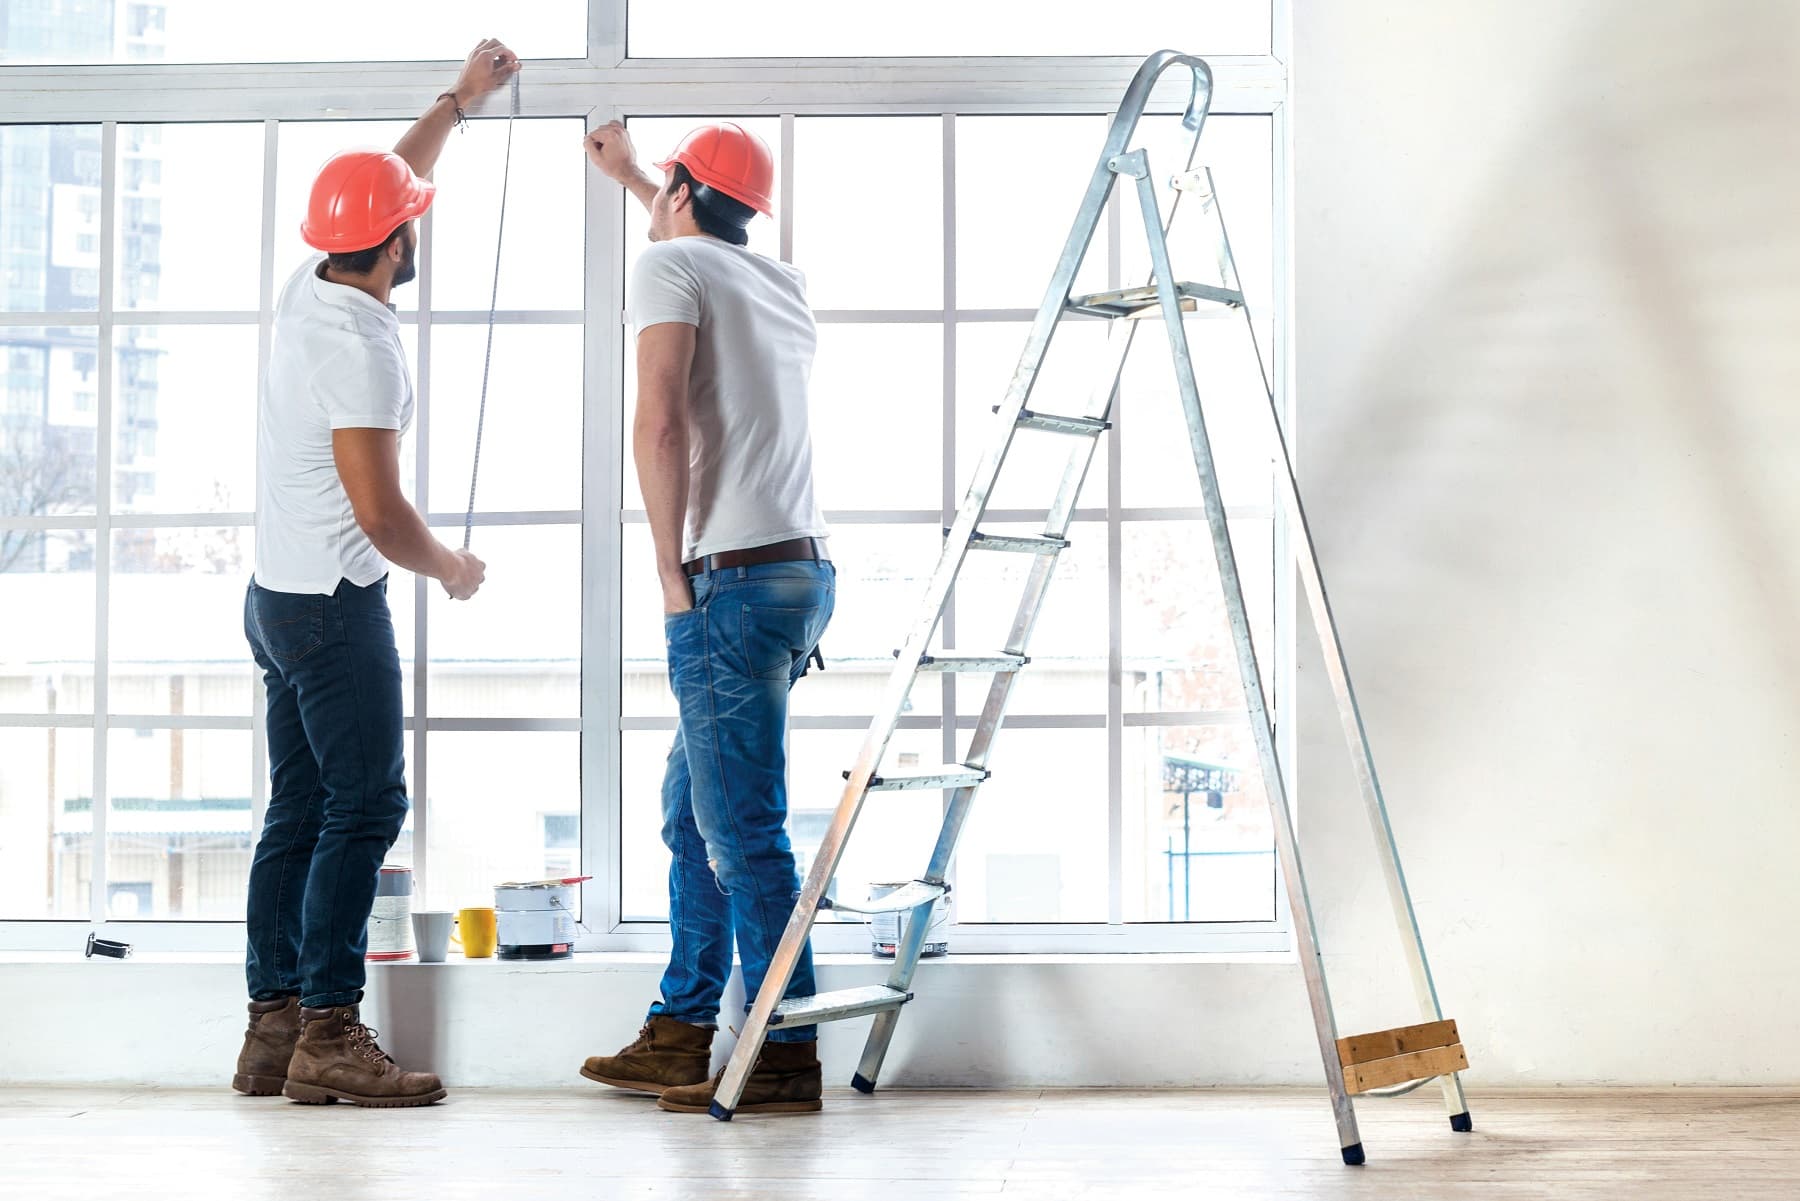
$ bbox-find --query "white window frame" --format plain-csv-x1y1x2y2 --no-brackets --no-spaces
0,0,1295,955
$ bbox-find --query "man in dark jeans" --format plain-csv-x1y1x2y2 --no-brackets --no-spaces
231,40,514,1109
578,120,834,1114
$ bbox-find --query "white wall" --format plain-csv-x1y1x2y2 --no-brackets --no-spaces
1289,0,1800,1083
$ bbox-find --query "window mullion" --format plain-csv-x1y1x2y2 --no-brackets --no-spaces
90,120,117,927
412,187,435,900
1105,128,1125,928
249,118,279,839
939,113,960,899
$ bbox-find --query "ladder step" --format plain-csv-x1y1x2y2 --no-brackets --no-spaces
849,763,991,791
967,531,1069,555
818,879,947,917
1015,409,1111,437
911,651,1028,674
1066,281,1243,318
767,984,913,1027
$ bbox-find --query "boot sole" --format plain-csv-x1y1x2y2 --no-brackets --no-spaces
657,1096,822,1115
282,1080,447,1108
231,1073,287,1097
578,1067,682,1095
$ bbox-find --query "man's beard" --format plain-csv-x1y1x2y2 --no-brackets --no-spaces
392,233,418,288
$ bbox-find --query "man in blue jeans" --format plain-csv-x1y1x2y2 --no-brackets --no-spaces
579,119,834,1114
231,40,514,1108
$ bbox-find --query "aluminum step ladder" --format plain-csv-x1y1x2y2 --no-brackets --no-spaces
710,49,1473,1164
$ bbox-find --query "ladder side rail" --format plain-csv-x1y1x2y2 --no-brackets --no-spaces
1124,151,1362,1161
1204,173,1471,1126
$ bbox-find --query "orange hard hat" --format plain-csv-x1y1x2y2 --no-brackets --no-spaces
300,150,436,254
656,122,775,219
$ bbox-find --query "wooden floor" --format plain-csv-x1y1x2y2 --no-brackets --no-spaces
2,1085,1794,1200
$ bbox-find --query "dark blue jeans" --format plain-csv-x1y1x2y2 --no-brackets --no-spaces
650,560,835,1043
243,576,409,1010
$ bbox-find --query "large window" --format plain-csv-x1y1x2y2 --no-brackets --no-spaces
0,112,584,928
1,0,1292,953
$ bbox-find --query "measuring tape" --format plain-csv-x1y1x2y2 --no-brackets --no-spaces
463,67,519,551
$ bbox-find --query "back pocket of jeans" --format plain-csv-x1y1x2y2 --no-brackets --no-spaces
257,593,325,663
740,605,815,681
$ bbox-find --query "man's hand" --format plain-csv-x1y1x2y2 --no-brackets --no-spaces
584,121,641,182
660,567,694,615
585,122,663,213
443,548,487,601
451,37,521,107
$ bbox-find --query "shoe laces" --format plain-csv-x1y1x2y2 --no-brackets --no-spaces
345,1020,396,1066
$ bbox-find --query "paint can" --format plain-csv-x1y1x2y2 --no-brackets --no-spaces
366,865,415,962
495,881,577,960
869,881,949,959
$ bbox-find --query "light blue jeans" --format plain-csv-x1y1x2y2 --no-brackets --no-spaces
650,559,835,1043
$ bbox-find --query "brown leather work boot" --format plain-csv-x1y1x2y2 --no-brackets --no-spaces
231,996,301,1096
658,1039,822,1115
579,1015,713,1094
281,1006,446,1108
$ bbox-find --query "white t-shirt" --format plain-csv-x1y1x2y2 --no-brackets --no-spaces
628,237,827,562
254,255,414,595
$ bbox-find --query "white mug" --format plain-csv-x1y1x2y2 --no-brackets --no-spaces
411,911,456,964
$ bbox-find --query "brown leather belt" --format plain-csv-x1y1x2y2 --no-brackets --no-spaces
683,536,828,577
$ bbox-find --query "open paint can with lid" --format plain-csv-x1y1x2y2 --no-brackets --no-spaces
494,877,587,960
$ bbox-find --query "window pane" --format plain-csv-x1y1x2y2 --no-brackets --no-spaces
1118,115,1277,509
956,116,1108,311
953,520,1107,717
1123,723,1275,922
955,320,1110,510
105,727,252,920
809,324,941,510
1122,519,1273,714
422,731,578,912
1,325,99,518
0,126,101,313
429,118,585,312
620,524,673,719
275,121,418,313
953,726,1107,922
427,524,579,718
116,123,262,311
110,527,253,716
619,729,673,920
793,117,941,310
0,727,93,918
429,324,582,513
0,1,586,64
0,545,94,715
630,2,1270,57
114,325,257,513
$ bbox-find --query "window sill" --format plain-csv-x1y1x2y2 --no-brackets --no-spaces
0,948,1295,968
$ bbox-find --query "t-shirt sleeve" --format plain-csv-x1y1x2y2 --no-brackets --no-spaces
629,245,702,330
314,341,409,431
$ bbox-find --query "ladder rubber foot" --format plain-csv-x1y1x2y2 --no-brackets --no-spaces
1341,1143,1365,1167
1450,1112,1473,1133
851,1072,876,1095
708,1101,734,1122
